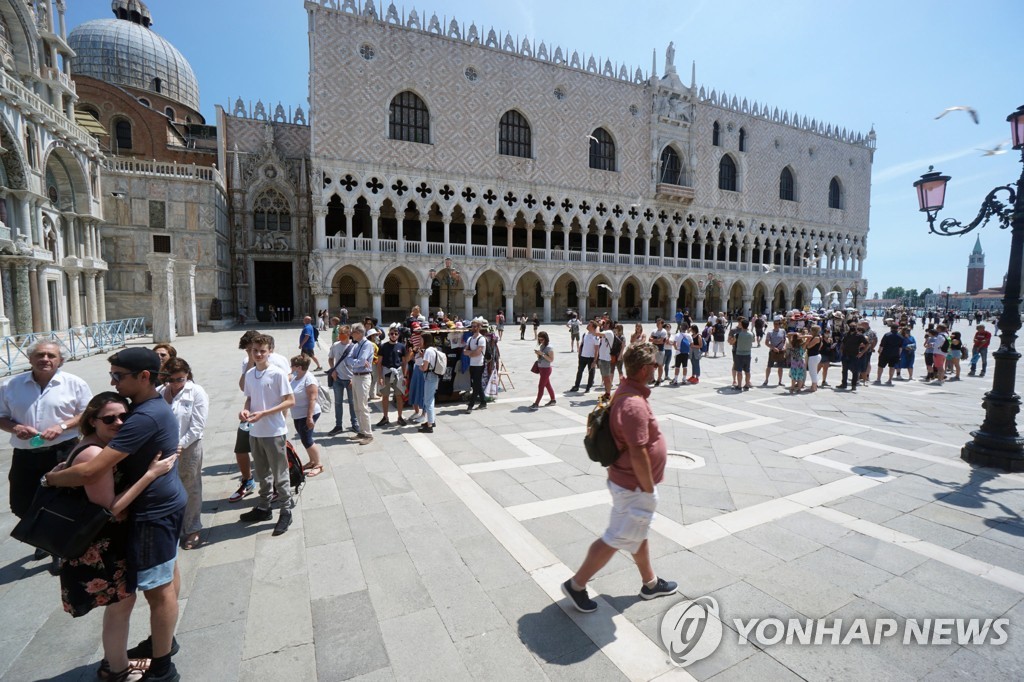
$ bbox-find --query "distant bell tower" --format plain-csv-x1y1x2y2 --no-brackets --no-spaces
967,236,985,294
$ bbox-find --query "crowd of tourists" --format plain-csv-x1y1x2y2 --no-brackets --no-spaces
0,299,1000,679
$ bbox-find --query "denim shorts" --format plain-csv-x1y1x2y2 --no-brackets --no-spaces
294,413,320,448
133,507,184,590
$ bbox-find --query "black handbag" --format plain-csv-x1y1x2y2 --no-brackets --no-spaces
10,449,112,560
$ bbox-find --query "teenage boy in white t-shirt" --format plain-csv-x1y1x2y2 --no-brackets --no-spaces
239,333,296,536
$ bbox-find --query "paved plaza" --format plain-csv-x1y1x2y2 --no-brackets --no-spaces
1,318,1023,681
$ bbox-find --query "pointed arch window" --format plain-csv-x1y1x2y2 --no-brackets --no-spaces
712,121,721,146
384,275,401,308
498,110,531,158
588,127,615,171
389,91,430,144
780,167,795,201
738,127,747,152
718,155,737,191
253,188,291,231
659,146,684,185
828,177,843,209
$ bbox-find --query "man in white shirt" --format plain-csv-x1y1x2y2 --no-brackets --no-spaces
327,325,356,435
465,318,488,411
0,340,91,567
570,321,600,393
346,324,377,443
649,319,670,385
419,332,441,433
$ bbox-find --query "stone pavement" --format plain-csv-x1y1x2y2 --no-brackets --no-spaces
1,318,1023,681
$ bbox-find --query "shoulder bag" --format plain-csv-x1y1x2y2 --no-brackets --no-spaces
11,446,112,560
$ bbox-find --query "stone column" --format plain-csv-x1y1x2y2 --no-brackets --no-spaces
313,205,328,250
562,226,569,254
33,200,43,248
18,198,31,241
145,254,177,343
65,266,82,328
544,226,552,260
396,212,405,253
97,272,107,323
742,296,752,318
36,266,51,331
695,294,705,321
173,260,198,336
463,290,474,321
418,215,428,255
613,230,621,261
28,265,40,331
369,287,383,322
370,210,380,252
506,222,513,256
485,219,494,255
610,293,620,322
597,227,605,261
503,290,515,320
344,208,355,251
578,292,587,322
0,265,9,336
442,217,451,255
542,290,553,323
641,295,650,323
84,269,98,325
12,263,32,334
669,294,678,322
419,288,432,319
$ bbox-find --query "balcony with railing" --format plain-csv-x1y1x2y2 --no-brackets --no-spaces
104,157,224,187
317,235,861,280
44,67,75,95
0,70,97,153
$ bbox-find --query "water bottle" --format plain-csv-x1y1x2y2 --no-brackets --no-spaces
238,421,252,432
30,434,46,447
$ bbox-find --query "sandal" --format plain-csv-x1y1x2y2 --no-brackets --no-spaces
306,465,324,477
302,462,317,470
97,658,150,680
181,533,203,551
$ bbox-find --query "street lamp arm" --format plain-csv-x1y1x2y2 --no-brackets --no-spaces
929,184,1016,236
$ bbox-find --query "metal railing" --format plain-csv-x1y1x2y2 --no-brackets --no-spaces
0,318,148,376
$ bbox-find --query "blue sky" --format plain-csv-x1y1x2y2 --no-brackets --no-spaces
67,0,1021,297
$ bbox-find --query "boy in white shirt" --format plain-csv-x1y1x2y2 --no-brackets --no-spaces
239,333,296,536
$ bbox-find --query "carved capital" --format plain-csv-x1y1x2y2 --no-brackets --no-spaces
542,290,554,299
312,205,329,219
368,288,385,296
417,288,433,297
502,290,515,298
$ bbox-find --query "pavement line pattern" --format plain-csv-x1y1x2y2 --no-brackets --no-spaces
808,507,1024,594
782,434,1024,483
748,396,960,448
404,433,692,682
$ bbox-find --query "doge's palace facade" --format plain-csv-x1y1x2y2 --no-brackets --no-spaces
304,0,874,323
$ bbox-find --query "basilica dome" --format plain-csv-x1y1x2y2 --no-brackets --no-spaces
68,0,200,113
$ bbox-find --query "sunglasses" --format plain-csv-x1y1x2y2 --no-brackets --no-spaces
109,371,139,383
97,413,127,425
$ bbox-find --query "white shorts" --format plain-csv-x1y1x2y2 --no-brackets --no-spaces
601,480,658,553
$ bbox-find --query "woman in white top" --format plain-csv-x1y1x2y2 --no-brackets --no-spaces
157,357,209,551
290,355,323,475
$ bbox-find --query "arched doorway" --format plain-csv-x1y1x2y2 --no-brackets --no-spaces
332,265,371,320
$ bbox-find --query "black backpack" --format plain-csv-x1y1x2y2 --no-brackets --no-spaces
286,441,305,493
584,395,621,467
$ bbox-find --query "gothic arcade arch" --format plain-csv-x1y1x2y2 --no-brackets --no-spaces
331,264,371,317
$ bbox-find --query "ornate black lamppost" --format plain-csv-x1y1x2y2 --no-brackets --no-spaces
428,257,461,317
913,104,1024,471
944,286,952,317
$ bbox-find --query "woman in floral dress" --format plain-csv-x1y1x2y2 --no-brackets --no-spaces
58,392,177,682
787,333,807,393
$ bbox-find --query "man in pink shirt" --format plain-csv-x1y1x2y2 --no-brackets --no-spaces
562,342,678,612
970,323,993,377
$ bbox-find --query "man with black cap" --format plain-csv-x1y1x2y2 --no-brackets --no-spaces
45,347,186,682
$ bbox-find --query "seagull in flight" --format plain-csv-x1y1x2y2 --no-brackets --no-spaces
585,134,599,143
597,283,613,291
978,142,1009,157
826,291,841,299
935,106,979,124
762,264,777,273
